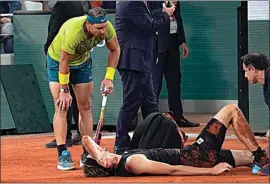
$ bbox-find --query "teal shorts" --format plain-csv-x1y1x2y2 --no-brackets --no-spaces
46,54,93,84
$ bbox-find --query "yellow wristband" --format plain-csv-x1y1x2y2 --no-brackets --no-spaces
59,72,70,85
105,67,115,81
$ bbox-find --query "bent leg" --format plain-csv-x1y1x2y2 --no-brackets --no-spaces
213,104,259,152
213,104,269,169
216,149,253,167
188,104,261,168
231,150,254,167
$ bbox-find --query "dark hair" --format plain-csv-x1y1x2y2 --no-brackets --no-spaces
87,7,107,17
241,52,269,70
83,157,114,177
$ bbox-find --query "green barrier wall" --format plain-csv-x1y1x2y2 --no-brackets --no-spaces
1,81,15,130
248,20,270,132
4,2,266,132
11,2,240,128
0,64,52,133
160,1,240,100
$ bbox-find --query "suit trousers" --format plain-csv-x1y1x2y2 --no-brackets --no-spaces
115,69,159,150
152,33,183,121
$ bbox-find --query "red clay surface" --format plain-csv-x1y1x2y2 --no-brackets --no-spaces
1,134,269,183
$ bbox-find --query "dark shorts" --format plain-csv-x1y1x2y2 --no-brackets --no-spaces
179,118,235,167
46,54,93,84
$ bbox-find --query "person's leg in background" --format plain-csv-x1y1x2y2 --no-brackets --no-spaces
3,36,14,53
141,72,159,119
70,84,81,145
2,22,14,53
152,51,167,103
165,34,199,127
114,70,145,154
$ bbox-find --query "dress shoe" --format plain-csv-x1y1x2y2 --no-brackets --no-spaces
45,138,72,148
72,132,82,145
177,116,200,127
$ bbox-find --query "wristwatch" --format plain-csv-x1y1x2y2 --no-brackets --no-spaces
60,87,70,93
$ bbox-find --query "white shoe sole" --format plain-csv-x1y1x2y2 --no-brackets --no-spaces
57,165,75,171
80,160,84,168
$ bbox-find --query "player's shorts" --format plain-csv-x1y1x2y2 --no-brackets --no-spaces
179,118,235,167
46,54,93,84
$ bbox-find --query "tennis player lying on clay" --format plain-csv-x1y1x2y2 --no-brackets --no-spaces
82,104,269,176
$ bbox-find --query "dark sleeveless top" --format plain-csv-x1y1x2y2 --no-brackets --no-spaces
115,148,181,176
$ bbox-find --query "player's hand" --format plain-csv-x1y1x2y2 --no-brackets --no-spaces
0,17,11,24
181,43,189,59
210,163,232,175
100,79,114,95
162,3,175,17
56,92,72,111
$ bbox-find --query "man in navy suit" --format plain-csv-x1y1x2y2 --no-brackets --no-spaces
148,1,199,127
115,1,175,154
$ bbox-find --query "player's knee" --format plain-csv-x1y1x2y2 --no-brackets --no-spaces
82,135,89,146
54,108,67,116
78,101,92,113
226,104,239,113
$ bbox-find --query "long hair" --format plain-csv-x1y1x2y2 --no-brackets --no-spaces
83,157,114,177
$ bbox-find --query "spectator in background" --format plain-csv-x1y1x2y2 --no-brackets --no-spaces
0,1,21,54
42,1,91,14
102,1,116,9
84,1,116,9
41,1,57,11
148,1,199,127
80,1,92,13
44,1,84,148
0,1,21,13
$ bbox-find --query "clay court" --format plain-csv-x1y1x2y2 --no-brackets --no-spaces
1,118,269,183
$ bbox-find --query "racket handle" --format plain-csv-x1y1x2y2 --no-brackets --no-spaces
102,95,107,107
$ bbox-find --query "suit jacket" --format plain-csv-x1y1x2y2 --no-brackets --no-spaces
115,1,170,72
44,1,84,54
148,1,186,53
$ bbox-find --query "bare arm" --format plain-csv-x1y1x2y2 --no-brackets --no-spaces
105,36,120,68
82,135,105,160
59,51,73,89
126,155,232,176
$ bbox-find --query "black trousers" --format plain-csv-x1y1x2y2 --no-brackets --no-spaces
115,69,159,150
152,33,183,121
66,84,79,139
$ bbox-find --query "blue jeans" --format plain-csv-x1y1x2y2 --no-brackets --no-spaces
1,22,14,53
